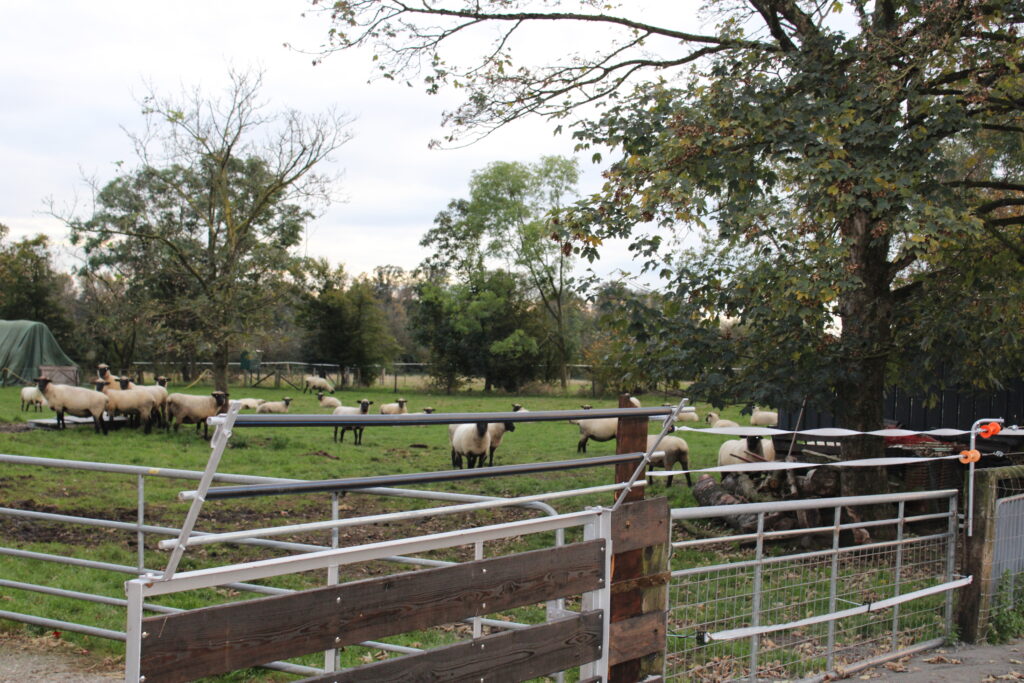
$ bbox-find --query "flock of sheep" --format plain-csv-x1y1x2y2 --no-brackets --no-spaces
19,368,778,484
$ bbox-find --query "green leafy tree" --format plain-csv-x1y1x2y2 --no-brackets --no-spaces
420,156,583,387
0,225,77,356
62,69,353,391
317,1,1024,489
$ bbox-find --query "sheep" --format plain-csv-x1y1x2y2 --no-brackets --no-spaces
141,376,170,427
485,421,517,466
20,386,47,412
512,403,526,412
317,391,342,409
718,436,777,466
380,398,408,415
303,374,334,394
35,377,108,434
166,391,230,439
750,406,779,426
96,363,135,390
99,378,158,433
664,402,699,422
647,434,691,487
706,411,740,428
257,397,293,414
236,398,266,410
569,398,642,453
450,422,490,469
333,398,373,444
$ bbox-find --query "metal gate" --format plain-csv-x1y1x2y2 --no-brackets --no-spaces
665,490,968,681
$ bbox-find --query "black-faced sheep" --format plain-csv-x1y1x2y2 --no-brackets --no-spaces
35,377,108,434
257,397,293,414
718,436,777,466
317,391,342,409
20,386,47,412
236,398,266,410
647,434,691,487
706,411,740,428
333,399,373,444
303,374,334,394
380,398,408,415
98,378,157,433
750,406,779,426
450,422,490,469
167,391,230,439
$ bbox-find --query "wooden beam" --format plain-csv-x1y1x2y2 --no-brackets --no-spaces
139,540,604,682
299,611,604,682
612,496,670,553
615,393,648,505
608,610,668,666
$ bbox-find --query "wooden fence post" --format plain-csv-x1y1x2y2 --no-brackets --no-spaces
609,393,668,681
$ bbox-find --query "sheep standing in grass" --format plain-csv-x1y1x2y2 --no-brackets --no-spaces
332,398,373,444
257,397,293,414
236,398,266,410
20,386,47,412
718,436,777,466
647,435,691,487
666,403,700,422
317,391,342,409
97,378,157,433
450,422,490,469
380,398,408,414
167,391,230,439
569,398,641,454
485,421,516,466
96,363,135,390
750,406,779,426
35,377,108,434
706,412,740,428
303,375,334,394
140,376,170,427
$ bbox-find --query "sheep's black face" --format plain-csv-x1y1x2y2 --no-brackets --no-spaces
93,381,106,391
212,392,229,407
35,377,50,391
156,377,168,387
504,422,516,432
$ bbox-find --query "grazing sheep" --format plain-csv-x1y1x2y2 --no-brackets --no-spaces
20,386,47,412
485,421,517,466
718,436,777,466
317,391,342,409
750,406,779,426
569,398,642,453
450,422,490,469
664,403,699,422
333,398,373,444
512,403,526,412
236,398,266,410
98,378,158,433
647,434,692,487
35,377,108,434
257,397,293,414
303,374,334,394
706,411,740,428
380,398,408,415
167,391,230,439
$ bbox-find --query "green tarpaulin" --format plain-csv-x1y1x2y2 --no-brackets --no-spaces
0,320,77,386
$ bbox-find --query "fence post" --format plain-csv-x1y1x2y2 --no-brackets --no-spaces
609,393,667,681
960,467,996,642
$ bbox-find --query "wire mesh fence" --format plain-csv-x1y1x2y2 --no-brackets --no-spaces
667,493,959,681
985,468,1024,641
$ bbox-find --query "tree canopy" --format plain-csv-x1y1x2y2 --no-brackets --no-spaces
316,0,1024,480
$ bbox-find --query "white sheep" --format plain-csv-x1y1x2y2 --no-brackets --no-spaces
141,376,170,428
706,411,740,428
317,391,342,409
20,386,47,412
257,397,293,414
569,397,642,453
35,377,108,434
96,363,135,389
718,436,777,466
647,434,691,487
303,374,334,394
666,403,700,422
450,422,490,469
98,379,158,433
167,391,230,439
512,403,528,412
750,406,779,426
236,398,266,410
485,421,517,466
333,398,373,444
380,398,408,415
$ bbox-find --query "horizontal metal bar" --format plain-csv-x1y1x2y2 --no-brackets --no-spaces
671,489,957,520
673,511,952,549
192,453,646,500
137,510,600,596
708,576,972,641
0,608,125,641
210,406,674,428
163,482,632,550
801,637,946,683
671,532,952,578
0,578,177,614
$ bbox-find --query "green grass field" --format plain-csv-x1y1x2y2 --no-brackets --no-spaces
0,384,749,679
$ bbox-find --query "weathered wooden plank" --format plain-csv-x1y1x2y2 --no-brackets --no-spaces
139,540,605,683
299,611,604,683
608,611,667,667
612,497,670,554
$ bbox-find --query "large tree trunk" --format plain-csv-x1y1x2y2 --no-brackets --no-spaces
212,341,230,394
836,212,894,499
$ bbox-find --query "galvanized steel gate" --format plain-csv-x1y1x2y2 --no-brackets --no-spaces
664,490,968,681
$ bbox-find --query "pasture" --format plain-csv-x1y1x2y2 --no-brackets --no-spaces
0,385,746,676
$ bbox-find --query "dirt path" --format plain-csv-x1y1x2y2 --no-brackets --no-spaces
0,633,120,682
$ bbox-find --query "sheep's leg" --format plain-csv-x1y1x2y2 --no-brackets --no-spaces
355,428,363,445
334,426,340,443
577,436,587,454
488,447,496,467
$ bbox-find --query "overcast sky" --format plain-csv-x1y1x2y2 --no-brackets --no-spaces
0,1,674,286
